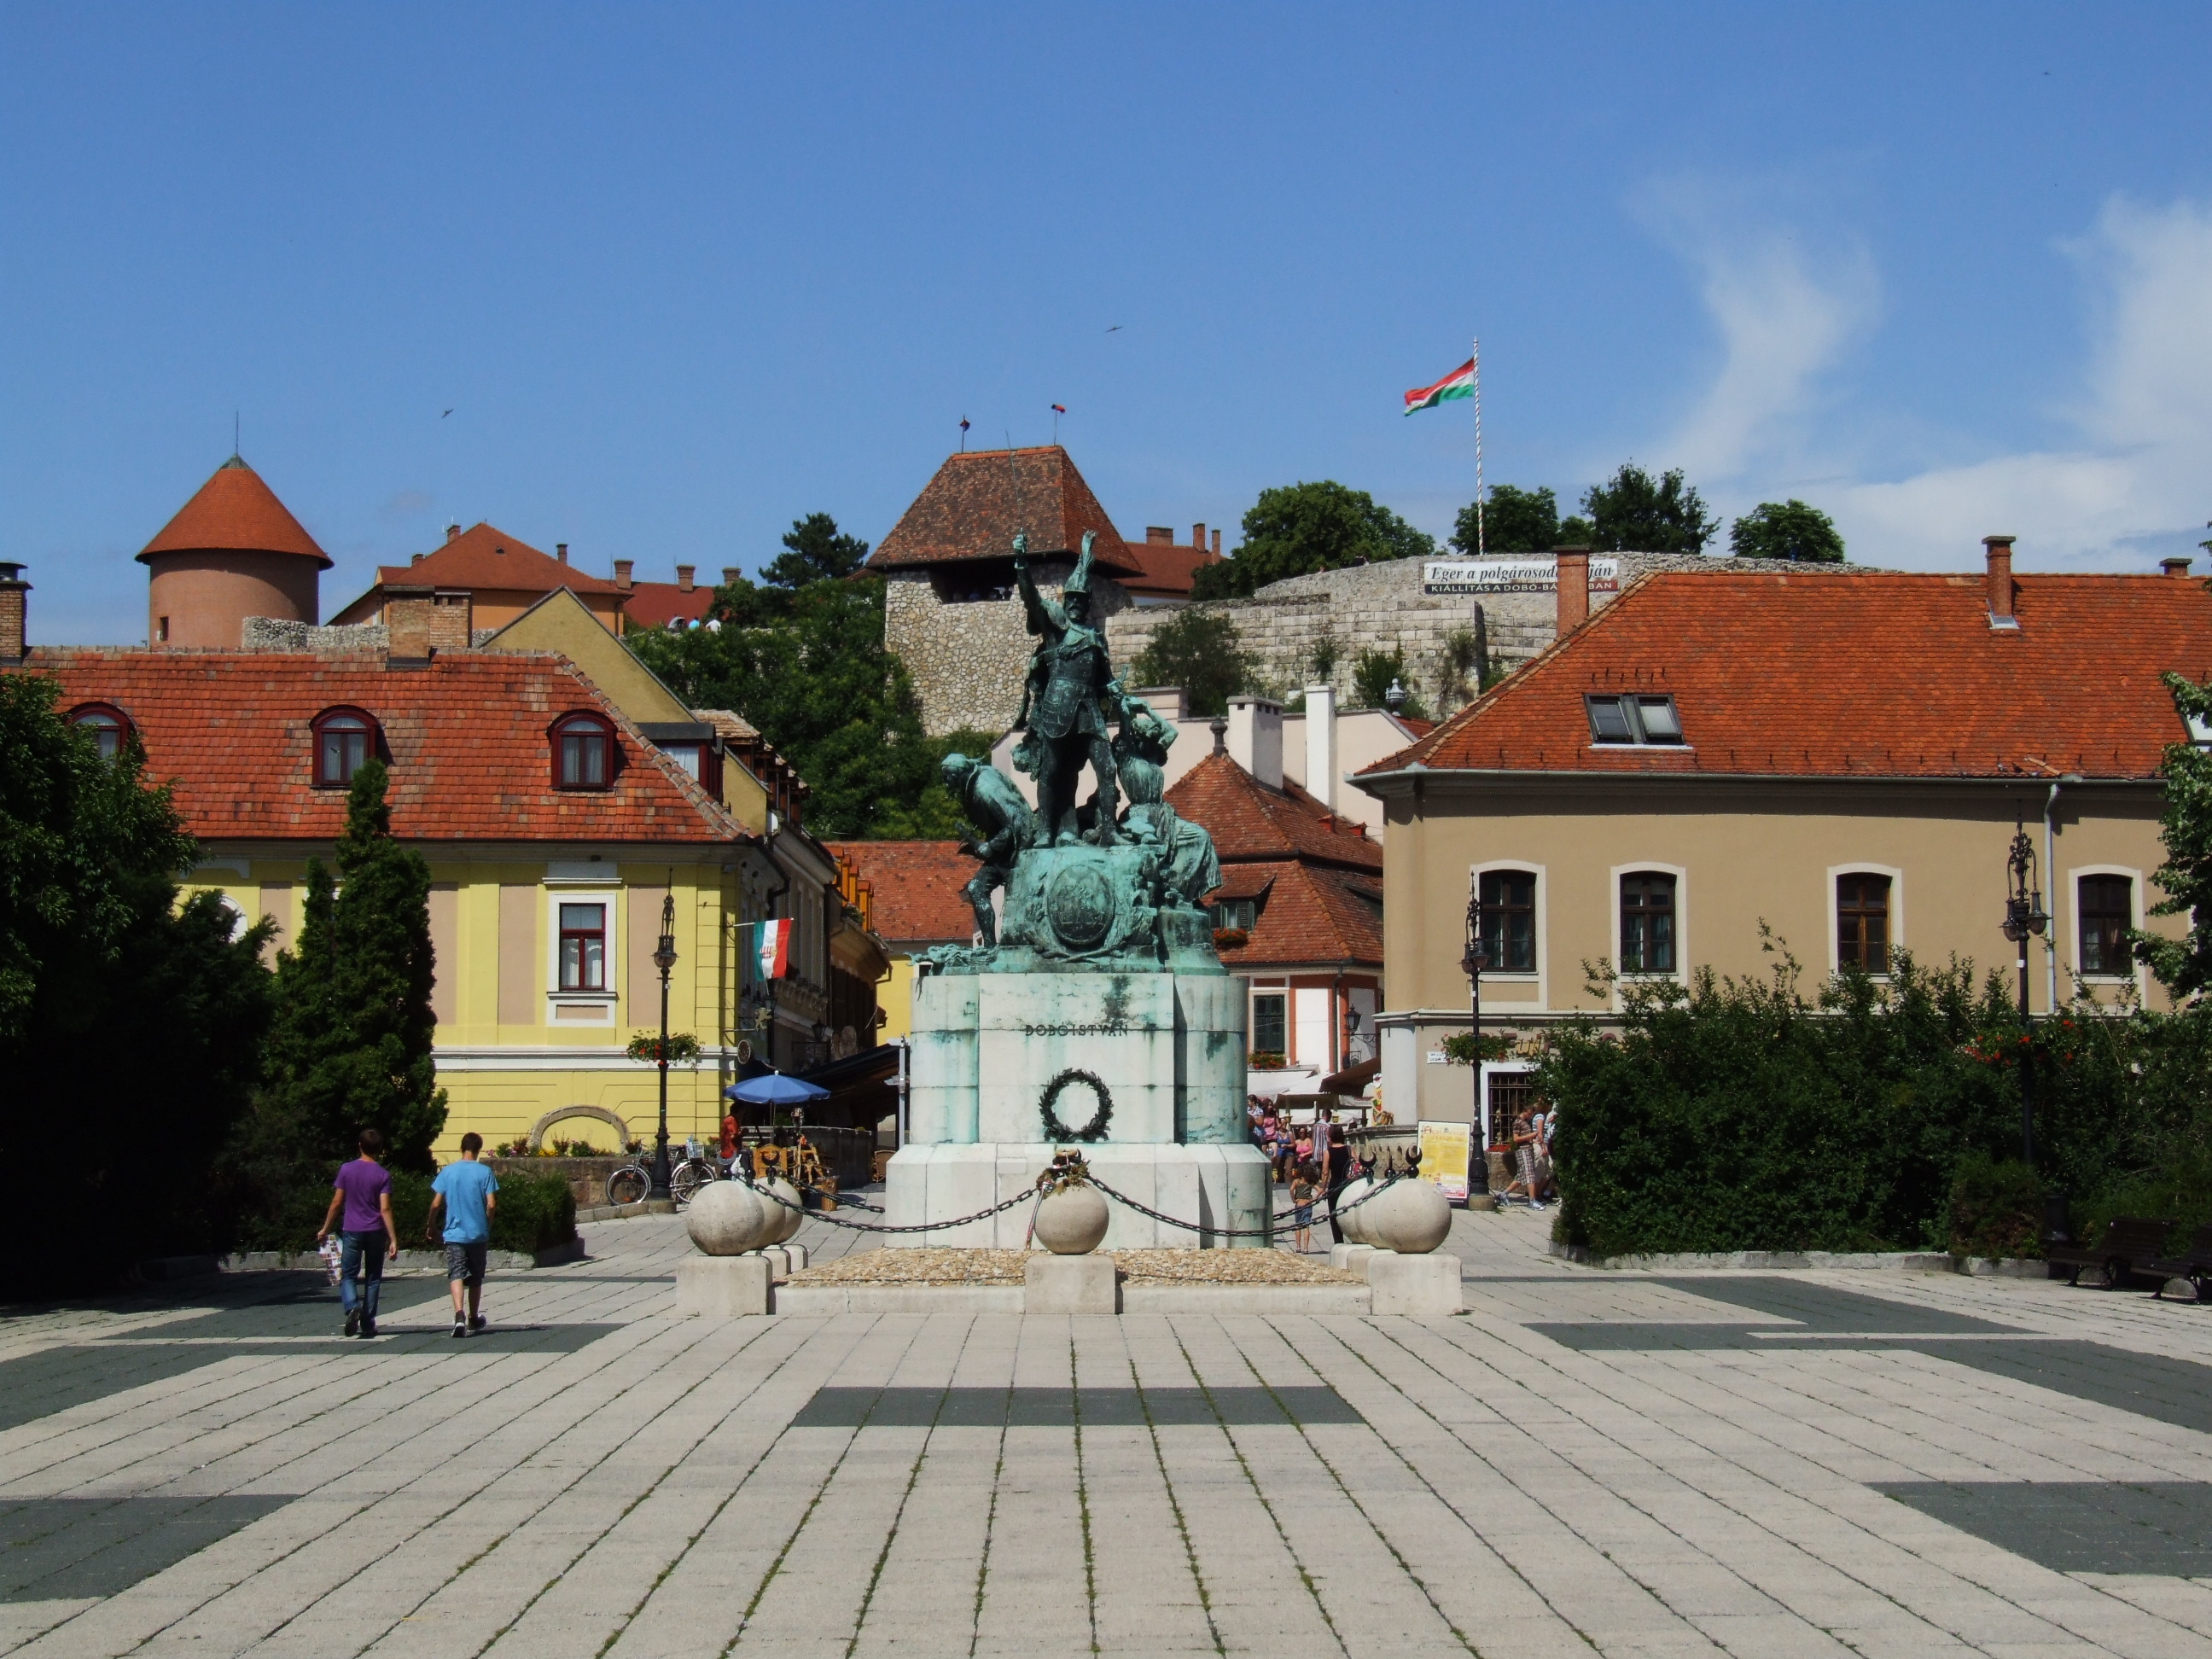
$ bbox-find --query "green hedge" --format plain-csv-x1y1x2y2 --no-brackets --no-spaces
1543,943,2212,1258
235,1164,576,1256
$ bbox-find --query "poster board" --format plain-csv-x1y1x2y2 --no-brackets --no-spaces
1417,1120,1473,1205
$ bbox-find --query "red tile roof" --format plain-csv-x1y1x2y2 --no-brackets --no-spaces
14,649,741,844
867,447,1142,576
369,523,626,596
1120,535,1224,598
1365,570,2212,782
1167,752,1384,871
139,457,331,568
624,579,716,630
824,841,979,947
1211,859,1383,970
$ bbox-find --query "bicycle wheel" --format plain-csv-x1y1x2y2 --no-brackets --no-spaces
606,1166,649,1207
670,1159,713,1206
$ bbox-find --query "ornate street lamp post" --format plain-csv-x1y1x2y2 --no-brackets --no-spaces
1460,886,1492,1204
2000,818,2048,1165
649,893,678,1200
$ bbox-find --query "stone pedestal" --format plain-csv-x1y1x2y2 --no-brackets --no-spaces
1330,1243,1377,1274
887,1142,1271,1249
759,1247,791,1284
1025,1254,1118,1314
1365,1251,1464,1318
676,1255,771,1318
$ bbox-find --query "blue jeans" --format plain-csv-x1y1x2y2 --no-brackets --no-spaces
339,1230,387,1318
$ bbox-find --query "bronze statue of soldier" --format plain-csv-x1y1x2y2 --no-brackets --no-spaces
940,753,1035,947
1010,531,1121,847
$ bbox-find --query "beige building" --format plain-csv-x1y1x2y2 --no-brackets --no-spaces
1354,543,2212,1138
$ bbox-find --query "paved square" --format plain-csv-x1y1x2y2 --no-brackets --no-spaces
5,1206,2212,1656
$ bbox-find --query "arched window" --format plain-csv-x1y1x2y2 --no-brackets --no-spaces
311,707,378,789
553,713,616,790
68,702,132,761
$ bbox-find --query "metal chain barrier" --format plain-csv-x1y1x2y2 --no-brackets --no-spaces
1086,1173,1400,1241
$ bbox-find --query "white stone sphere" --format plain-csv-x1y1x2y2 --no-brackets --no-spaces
1035,1184,1110,1254
686,1181,771,1256
1334,1176,1375,1245
763,1177,805,1244
1369,1179,1452,1255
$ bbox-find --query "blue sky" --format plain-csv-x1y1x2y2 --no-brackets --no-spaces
5,3,2209,643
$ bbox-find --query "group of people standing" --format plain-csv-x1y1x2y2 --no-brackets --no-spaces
315,1127,502,1338
1249,1101,1362,1254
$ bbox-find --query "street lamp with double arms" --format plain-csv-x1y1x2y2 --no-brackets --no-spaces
649,894,678,1200
1460,886,1492,1203
2000,818,2048,1165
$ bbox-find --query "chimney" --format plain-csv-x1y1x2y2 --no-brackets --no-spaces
1555,547,1591,634
445,523,460,543
1146,527,1173,544
678,564,696,592
428,591,473,655
2163,556,2193,579
1225,696,1284,789
1211,529,1221,556
722,567,741,585
0,562,27,663
556,543,569,564
1192,522,1205,550
614,559,634,589
410,552,424,566
1984,535,2017,628
1303,683,1336,812
385,585,435,661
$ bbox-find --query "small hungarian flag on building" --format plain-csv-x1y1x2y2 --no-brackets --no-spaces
749,919,793,980
1404,358,1476,416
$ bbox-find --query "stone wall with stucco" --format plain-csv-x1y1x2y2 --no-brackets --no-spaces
1102,553,1869,715
888,562,1132,736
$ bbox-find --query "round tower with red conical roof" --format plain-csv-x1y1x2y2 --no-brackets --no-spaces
137,456,331,647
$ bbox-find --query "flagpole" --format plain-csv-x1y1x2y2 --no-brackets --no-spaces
1472,337,1485,557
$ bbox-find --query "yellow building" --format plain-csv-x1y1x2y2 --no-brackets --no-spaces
24,638,764,1159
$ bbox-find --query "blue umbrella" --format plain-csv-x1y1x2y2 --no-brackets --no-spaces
725,1072,830,1107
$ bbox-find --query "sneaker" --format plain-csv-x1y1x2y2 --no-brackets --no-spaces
343,1308,359,1338
469,1314,486,1333
451,1318,468,1340
358,1319,376,1339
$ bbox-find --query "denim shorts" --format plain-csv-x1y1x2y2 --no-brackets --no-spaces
445,1241,489,1284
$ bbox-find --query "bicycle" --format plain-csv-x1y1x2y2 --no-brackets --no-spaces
604,1146,721,1208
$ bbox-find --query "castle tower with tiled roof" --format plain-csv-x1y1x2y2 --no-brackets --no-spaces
138,456,331,648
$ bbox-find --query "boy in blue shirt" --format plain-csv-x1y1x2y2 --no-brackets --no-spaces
427,1132,500,1338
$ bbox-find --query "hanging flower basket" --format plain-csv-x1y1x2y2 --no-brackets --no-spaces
626,1032,702,1065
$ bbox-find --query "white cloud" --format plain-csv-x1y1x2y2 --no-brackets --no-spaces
1679,195,2212,570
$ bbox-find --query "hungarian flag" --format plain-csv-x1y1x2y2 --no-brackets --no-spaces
1404,358,1476,416
750,919,793,980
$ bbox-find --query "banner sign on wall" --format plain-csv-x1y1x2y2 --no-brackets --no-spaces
1417,1120,1473,1205
1422,556,1620,595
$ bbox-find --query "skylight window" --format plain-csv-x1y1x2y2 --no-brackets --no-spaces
1585,694,1683,746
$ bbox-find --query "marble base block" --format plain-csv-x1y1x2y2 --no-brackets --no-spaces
885,1142,1272,1249
1024,1253,1118,1314
1365,1251,1464,1318
676,1255,771,1318
1330,1243,1377,1274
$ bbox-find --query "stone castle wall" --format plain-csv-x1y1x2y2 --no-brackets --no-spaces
888,562,1132,736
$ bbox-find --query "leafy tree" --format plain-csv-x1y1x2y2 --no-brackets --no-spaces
1351,646,1426,719
630,565,963,839
1128,609,1254,718
1580,463,1717,553
1451,485,1559,555
1190,481,1435,600
762,512,870,591
0,675,274,1289
256,760,447,1179
1559,514,1594,543
2135,672,2212,999
1730,499,1846,563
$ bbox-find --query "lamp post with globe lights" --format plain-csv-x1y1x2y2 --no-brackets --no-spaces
649,894,678,1200
2000,818,2048,1165
1460,886,1492,1203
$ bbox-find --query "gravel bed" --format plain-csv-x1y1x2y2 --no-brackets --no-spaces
786,1247,1359,1287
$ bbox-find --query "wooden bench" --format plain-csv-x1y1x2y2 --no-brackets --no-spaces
2046,1215,2174,1289
2149,1223,2212,1301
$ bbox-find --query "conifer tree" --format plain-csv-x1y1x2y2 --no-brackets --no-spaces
260,759,446,1171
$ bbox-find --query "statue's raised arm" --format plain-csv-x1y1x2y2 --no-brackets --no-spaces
1013,530,1063,638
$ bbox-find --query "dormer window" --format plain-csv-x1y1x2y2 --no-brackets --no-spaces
68,703,132,761
554,713,616,790
1586,694,1683,746
312,707,377,788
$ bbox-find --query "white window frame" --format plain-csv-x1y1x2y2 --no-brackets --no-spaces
1610,861,1687,992
1470,860,1545,1010
1827,864,1903,979
545,887,619,1023
2069,864,2146,991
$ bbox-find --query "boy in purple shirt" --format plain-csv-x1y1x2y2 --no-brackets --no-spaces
317,1129,400,1338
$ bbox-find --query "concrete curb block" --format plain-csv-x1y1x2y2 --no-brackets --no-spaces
1545,1243,2042,1275
773,1284,1027,1314
1121,1283,1370,1315
218,1237,585,1275
576,1201,679,1223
